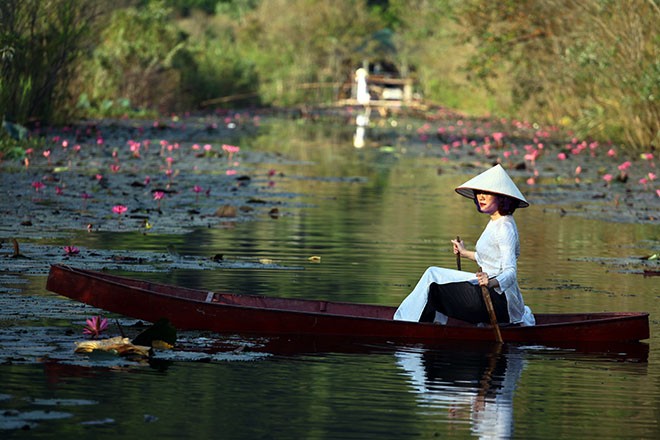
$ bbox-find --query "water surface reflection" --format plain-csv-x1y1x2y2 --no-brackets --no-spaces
396,345,523,438
3,116,659,439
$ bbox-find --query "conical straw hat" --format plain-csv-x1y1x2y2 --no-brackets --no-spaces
455,164,529,208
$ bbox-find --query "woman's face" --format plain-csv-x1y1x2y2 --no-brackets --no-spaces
475,191,500,215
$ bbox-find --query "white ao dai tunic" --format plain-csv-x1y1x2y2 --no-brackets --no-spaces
394,215,534,326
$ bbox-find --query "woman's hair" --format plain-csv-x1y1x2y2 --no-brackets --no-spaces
496,195,520,215
473,191,520,215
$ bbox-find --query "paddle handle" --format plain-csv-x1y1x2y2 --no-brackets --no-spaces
479,266,503,344
455,236,462,271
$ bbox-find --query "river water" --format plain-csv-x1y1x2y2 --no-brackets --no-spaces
1,115,659,438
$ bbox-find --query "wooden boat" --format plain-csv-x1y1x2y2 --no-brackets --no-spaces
46,264,650,345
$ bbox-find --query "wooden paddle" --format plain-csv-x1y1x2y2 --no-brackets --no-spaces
456,236,503,344
455,236,462,271
479,267,503,344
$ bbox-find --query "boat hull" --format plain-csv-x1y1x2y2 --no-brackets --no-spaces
45,264,650,345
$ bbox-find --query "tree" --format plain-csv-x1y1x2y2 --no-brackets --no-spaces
76,1,193,114
236,0,385,106
0,0,102,124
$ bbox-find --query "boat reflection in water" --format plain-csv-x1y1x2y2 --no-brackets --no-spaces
395,341,648,438
396,344,524,438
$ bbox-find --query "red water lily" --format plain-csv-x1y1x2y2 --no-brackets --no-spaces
32,181,45,192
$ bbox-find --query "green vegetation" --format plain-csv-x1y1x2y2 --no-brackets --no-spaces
1,0,658,154
0,121,45,160
0,0,101,124
75,1,193,115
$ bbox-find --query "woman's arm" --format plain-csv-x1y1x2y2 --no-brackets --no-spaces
493,221,518,291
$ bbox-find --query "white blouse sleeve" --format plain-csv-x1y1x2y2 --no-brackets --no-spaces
494,219,518,293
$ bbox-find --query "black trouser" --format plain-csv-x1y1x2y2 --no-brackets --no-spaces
419,281,510,324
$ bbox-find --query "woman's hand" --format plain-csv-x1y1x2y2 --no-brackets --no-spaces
476,271,500,288
451,238,464,256
451,238,475,261
476,270,490,287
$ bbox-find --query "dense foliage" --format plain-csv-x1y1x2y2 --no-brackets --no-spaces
0,0,102,124
75,1,193,115
1,0,658,152
458,0,659,152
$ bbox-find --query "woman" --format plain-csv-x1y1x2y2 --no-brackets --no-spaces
394,164,535,326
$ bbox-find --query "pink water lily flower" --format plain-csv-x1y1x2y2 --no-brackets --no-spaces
83,316,108,338
129,141,141,158
64,245,79,255
153,191,165,209
112,205,128,215
222,144,240,161
32,181,45,192
617,161,632,171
